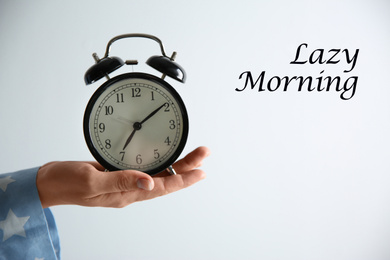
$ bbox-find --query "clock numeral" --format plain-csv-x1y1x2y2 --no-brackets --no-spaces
136,154,142,164
169,120,176,130
151,91,155,101
154,149,160,159
164,136,171,146
105,105,114,115
164,103,170,112
116,93,124,103
132,87,141,98
105,139,111,149
120,151,125,161
99,123,105,133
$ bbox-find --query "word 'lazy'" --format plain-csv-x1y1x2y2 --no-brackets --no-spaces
290,43,359,73
236,43,360,100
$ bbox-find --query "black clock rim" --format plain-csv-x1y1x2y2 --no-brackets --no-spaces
83,72,189,176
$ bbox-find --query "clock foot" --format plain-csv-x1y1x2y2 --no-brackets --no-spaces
166,165,177,175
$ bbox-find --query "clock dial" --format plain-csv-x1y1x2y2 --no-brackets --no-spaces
84,73,188,175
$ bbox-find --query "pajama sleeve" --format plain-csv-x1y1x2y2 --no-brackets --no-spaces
0,167,60,260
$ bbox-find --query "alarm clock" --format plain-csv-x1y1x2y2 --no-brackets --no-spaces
83,33,188,176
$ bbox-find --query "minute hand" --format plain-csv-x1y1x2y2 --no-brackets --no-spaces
140,102,168,124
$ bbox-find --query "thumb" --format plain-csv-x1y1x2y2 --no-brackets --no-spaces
100,170,155,192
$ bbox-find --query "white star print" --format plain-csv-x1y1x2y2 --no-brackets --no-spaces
0,176,16,192
0,209,30,241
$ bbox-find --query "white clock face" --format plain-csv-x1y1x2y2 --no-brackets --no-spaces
84,73,188,175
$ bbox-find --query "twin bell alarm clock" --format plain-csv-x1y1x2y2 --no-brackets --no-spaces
83,33,188,176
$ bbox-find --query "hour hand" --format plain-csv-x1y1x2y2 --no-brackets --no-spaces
123,121,143,150
122,127,136,150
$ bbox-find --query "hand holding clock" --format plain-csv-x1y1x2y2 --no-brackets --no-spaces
36,146,210,208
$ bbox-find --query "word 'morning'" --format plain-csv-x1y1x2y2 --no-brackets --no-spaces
236,70,357,100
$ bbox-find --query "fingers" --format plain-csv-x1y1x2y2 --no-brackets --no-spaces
96,170,155,194
84,169,156,207
170,146,211,173
136,147,210,201
160,169,206,193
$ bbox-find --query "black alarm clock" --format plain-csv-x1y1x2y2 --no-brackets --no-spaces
83,34,188,176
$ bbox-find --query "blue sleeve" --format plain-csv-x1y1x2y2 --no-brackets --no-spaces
0,167,61,260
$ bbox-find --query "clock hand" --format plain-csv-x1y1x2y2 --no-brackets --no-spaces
114,116,133,126
122,103,167,150
122,127,137,150
140,102,168,125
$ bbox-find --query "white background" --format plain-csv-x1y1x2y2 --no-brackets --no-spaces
1,0,390,259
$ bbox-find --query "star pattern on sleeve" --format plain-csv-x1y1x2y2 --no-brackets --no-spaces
0,168,60,260
0,209,30,241
0,176,16,192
